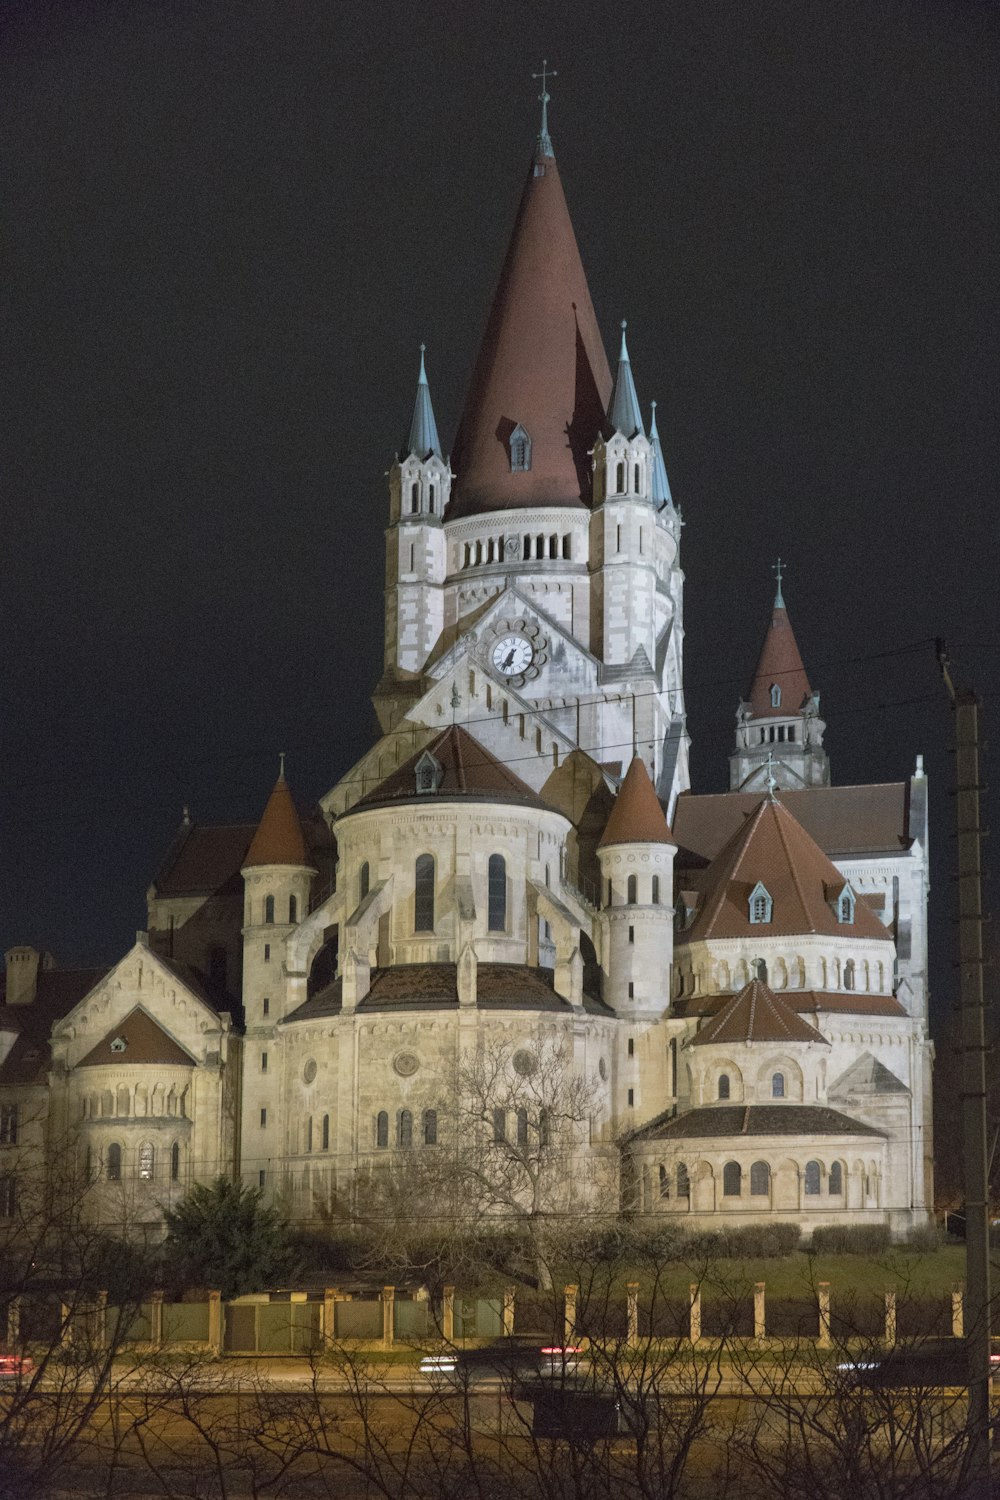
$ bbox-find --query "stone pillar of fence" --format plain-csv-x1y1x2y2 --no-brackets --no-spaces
564,1284,578,1345
817,1282,831,1348
952,1284,965,1338
884,1289,896,1346
208,1291,222,1357
442,1286,455,1342
754,1282,766,1341
381,1286,395,1350
150,1290,164,1350
689,1283,701,1344
626,1282,639,1346
95,1291,108,1350
503,1287,515,1337
323,1288,338,1344
6,1296,20,1349
60,1301,72,1348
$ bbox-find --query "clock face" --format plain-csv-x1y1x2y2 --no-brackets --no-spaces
492,634,534,676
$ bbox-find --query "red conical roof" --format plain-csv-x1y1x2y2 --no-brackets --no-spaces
747,601,812,718
448,140,612,518
599,756,675,848
244,771,311,868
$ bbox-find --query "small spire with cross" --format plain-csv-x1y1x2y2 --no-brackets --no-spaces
531,60,556,157
764,751,779,800
279,751,286,780
772,557,786,608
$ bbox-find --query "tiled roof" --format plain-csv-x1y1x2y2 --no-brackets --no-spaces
284,963,611,1023
829,1053,910,1096
746,601,812,718
0,966,107,1086
689,979,827,1047
75,1005,197,1068
244,773,312,868
447,139,611,519
598,756,675,848
630,1104,885,1142
682,797,892,943
673,783,911,865
673,989,908,1021
354,726,548,812
152,815,333,897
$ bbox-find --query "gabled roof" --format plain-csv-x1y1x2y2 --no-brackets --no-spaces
689,979,827,1047
0,965,108,1086
673,782,913,865
244,770,313,869
447,136,611,518
829,1052,910,1096
598,756,675,848
746,595,812,718
683,796,892,942
629,1103,885,1143
75,1005,197,1068
353,726,549,813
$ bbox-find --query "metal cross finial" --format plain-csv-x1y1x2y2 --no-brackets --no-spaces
764,751,778,800
531,60,557,155
279,751,286,779
772,557,786,608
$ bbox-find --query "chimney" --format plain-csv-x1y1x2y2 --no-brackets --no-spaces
4,947,42,1006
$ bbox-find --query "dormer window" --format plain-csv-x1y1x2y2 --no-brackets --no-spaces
770,683,781,708
509,424,532,473
837,887,856,923
414,750,443,795
748,881,773,925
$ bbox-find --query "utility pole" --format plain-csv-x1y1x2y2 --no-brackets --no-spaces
938,639,991,1490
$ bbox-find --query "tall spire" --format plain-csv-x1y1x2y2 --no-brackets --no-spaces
746,579,812,719
649,400,673,508
404,344,442,460
531,60,556,160
607,321,645,440
243,762,311,868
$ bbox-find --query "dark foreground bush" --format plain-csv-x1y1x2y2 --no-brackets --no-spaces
677,1224,801,1261
811,1223,892,1255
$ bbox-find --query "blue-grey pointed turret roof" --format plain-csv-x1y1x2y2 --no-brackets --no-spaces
649,400,673,508
607,321,645,440
404,345,442,460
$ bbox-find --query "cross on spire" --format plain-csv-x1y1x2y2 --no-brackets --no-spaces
772,557,786,608
531,60,556,157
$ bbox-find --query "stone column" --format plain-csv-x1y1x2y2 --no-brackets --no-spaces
626,1282,639,1346
95,1291,108,1350
323,1288,338,1344
884,1289,896,1346
60,1301,72,1348
564,1284,578,1345
689,1284,702,1344
502,1288,515,1338
952,1284,965,1339
817,1283,831,1348
150,1290,164,1350
754,1282,766,1341
208,1291,222,1357
381,1286,395,1350
442,1286,454,1343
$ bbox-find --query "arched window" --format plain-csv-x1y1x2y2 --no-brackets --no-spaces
428,483,436,512
837,888,855,923
749,883,773,924
359,862,370,901
750,1161,770,1195
772,1072,785,1099
804,1160,822,1195
844,959,855,991
753,957,769,984
107,1143,122,1182
414,854,435,932
539,1108,551,1148
652,875,660,905
171,1142,180,1181
718,1074,731,1101
138,1142,154,1181
398,1110,413,1149
84,1144,93,1181
493,1108,506,1143
410,481,419,513
829,1161,844,1195
117,1087,130,1117
289,894,297,924
516,1107,528,1147
322,1114,330,1151
634,463,640,492
770,684,781,708
615,461,625,493
488,854,507,932
264,894,275,924
306,1117,313,1153
376,1111,389,1149
723,1161,742,1197
658,1164,670,1198
423,1109,438,1146
627,874,638,904
676,1163,690,1198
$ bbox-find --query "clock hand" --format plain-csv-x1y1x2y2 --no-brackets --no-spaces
503,649,515,669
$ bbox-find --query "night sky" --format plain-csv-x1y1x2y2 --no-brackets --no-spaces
2,0,997,1046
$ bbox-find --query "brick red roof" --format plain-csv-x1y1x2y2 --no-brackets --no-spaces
598,756,675,848
355,726,548,812
447,141,611,518
284,962,611,1021
631,1104,885,1142
684,796,891,942
673,783,912,866
75,1005,196,1068
689,979,827,1047
747,602,812,718
673,988,908,1020
244,774,313,869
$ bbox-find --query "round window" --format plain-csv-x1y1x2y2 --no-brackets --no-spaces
512,1049,537,1077
393,1052,419,1078
302,1058,317,1085
598,1057,608,1082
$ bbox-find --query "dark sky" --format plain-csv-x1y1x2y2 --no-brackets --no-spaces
1,0,997,1036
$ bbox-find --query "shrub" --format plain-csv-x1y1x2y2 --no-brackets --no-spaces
811,1224,892,1256
722,1224,801,1259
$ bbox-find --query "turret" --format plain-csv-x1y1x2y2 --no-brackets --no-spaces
597,756,676,1017
729,563,829,792
378,347,449,729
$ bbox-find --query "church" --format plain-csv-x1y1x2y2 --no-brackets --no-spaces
0,96,933,1239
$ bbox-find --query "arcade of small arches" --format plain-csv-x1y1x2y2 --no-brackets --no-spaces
79,1082,191,1120
674,952,890,998
456,531,574,570
635,1154,882,1214
81,1137,186,1186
